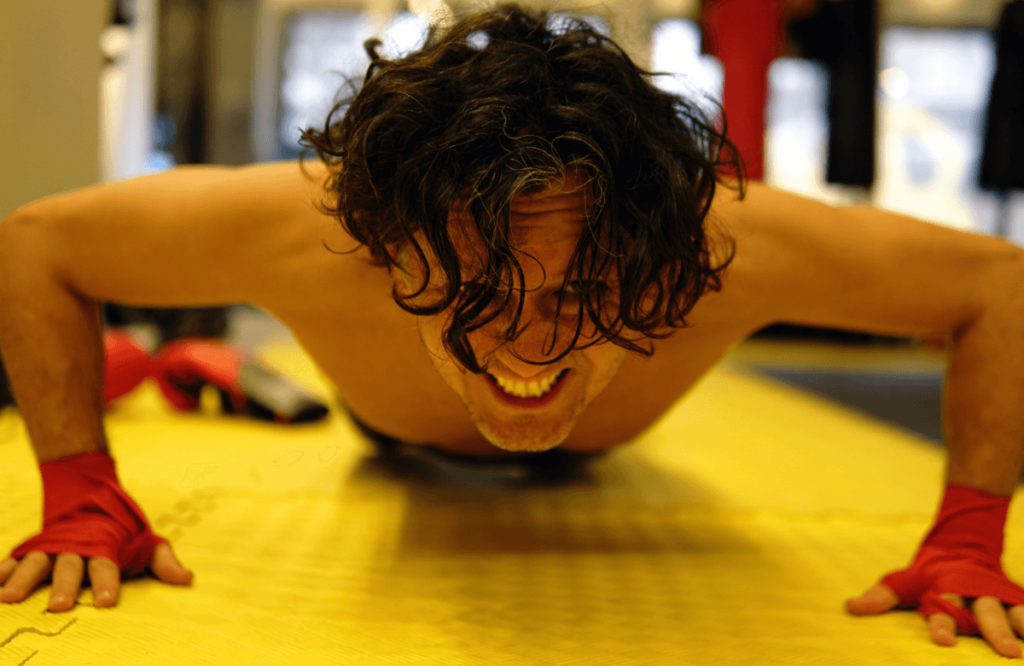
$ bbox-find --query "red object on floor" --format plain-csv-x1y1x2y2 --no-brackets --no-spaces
149,338,330,424
150,339,246,411
103,331,152,405
701,0,786,181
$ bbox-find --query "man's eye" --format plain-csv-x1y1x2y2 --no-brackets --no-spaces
459,280,506,294
560,281,608,297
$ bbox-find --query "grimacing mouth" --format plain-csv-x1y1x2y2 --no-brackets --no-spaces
485,368,571,399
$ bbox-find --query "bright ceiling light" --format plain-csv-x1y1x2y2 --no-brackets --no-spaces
880,67,910,100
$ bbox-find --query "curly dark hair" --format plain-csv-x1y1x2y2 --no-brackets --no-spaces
301,4,744,374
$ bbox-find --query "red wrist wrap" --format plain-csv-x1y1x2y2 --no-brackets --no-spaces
9,452,166,577
150,338,329,424
150,340,244,411
103,331,152,405
881,484,1024,634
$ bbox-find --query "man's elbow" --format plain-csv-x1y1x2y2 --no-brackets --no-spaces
978,242,1024,323
0,205,53,291
0,203,43,245
995,243,1024,294
944,241,1024,341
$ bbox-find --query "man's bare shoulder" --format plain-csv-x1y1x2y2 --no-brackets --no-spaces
681,181,785,334
705,180,1024,337
5,159,370,312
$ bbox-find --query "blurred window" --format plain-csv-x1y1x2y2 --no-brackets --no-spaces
764,58,830,198
651,18,723,114
765,27,998,233
873,27,996,231
278,11,428,157
547,12,609,36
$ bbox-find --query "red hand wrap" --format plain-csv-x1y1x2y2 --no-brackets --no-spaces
149,339,329,424
9,452,166,577
103,331,152,405
881,484,1024,634
150,339,245,411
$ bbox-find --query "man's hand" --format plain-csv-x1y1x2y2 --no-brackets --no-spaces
0,542,192,611
3,451,192,612
848,584,1024,658
846,485,1024,658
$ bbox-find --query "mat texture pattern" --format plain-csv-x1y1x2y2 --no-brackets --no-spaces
2,344,1022,665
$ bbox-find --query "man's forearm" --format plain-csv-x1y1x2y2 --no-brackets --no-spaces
0,209,109,463
943,262,1024,496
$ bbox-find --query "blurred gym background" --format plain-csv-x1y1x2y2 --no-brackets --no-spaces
1,0,1023,445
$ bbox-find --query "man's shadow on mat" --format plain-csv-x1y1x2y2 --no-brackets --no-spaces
346,446,761,558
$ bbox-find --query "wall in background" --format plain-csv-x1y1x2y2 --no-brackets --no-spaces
0,0,108,219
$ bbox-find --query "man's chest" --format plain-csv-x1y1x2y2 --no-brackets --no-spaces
273,277,751,452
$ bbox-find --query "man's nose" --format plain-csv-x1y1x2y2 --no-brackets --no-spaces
479,315,572,378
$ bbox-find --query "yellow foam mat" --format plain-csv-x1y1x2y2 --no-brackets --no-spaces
2,344,1023,665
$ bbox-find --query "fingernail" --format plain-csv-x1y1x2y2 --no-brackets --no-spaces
51,594,66,605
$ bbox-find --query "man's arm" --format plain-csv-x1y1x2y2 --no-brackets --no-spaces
0,212,108,463
944,283,1024,496
714,182,1024,657
0,161,334,610
718,183,1024,492
0,161,331,458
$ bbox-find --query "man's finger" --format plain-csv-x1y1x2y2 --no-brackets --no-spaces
86,557,120,608
0,557,17,586
845,584,900,615
940,592,965,608
974,596,1023,658
48,553,85,613
927,612,958,647
149,542,193,586
1009,605,1024,638
0,552,53,603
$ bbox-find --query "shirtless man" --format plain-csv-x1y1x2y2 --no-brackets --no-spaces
2,4,1024,658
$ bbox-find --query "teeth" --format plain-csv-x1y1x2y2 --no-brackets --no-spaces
492,371,564,399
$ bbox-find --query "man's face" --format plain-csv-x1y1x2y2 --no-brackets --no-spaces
394,173,630,453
